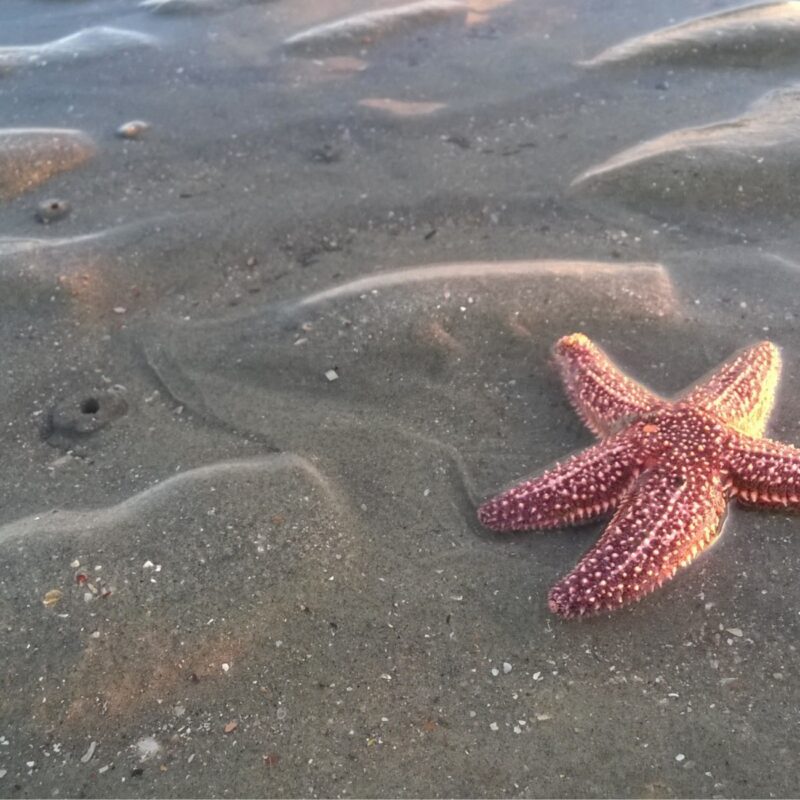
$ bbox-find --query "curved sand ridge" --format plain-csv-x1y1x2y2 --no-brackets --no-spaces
0,128,96,201
142,260,677,455
283,0,467,56
0,26,156,72
289,259,676,316
572,85,800,211
581,1,800,67
0,454,342,545
0,232,107,257
0,216,221,321
140,0,273,13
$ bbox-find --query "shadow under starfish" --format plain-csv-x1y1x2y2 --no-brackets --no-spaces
478,332,800,619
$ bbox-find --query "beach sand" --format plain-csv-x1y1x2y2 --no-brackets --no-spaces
0,0,799,796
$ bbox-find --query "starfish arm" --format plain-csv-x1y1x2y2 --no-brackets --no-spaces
547,469,727,618
723,432,800,509
477,432,643,532
554,333,660,437
682,341,781,437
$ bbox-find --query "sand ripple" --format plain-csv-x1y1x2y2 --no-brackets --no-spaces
573,85,800,212
582,1,800,67
283,0,467,56
0,27,156,73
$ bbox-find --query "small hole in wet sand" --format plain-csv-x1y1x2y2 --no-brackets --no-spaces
80,397,100,414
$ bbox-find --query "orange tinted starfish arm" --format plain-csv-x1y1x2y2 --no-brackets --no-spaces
547,469,727,618
723,433,800,509
682,341,781,437
477,431,644,531
554,333,660,437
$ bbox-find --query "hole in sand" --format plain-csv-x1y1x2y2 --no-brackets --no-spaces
80,397,100,414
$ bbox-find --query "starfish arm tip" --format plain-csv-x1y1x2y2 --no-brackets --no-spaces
547,587,577,619
477,491,559,531
476,499,508,531
547,583,621,619
554,331,591,353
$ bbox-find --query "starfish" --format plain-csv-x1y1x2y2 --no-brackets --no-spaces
477,332,800,619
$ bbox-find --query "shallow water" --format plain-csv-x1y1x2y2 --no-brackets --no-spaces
1,0,800,797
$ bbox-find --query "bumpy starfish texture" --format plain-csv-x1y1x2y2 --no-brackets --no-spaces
478,332,797,619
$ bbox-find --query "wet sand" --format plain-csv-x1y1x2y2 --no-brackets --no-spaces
0,0,799,797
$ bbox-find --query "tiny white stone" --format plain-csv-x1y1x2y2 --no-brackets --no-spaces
70,559,80,569
222,663,230,673
725,627,743,638
502,662,512,674
135,737,161,761
324,369,339,382
675,753,685,762
142,560,154,569
489,722,499,731
490,668,499,677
